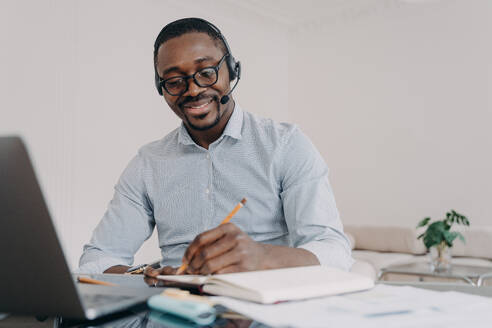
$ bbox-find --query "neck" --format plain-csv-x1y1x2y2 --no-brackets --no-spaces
186,100,235,149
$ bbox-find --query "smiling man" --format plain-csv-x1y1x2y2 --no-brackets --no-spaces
78,18,353,276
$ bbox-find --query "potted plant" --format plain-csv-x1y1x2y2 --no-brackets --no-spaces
416,210,470,272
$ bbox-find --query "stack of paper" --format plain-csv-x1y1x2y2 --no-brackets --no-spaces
214,285,492,328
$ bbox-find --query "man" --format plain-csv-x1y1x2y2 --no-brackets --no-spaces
78,18,353,276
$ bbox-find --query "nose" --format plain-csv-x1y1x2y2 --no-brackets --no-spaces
183,77,206,97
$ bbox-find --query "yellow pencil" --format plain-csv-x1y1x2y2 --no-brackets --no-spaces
77,276,117,286
176,198,247,275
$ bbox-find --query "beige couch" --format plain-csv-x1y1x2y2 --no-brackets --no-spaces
346,225,492,285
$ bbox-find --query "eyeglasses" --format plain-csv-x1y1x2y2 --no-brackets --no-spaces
158,53,229,96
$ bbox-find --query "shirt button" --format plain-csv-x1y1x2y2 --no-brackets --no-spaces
205,188,210,194
206,154,210,159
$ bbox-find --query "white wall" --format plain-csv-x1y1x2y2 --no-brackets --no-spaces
0,0,288,268
1,0,490,269
288,0,492,227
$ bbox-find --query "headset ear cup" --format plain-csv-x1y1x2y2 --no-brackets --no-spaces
155,70,163,95
235,61,241,79
227,56,237,81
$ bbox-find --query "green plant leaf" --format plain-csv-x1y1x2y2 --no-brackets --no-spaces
419,211,471,249
443,222,451,230
422,221,446,249
443,231,458,247
417,217,431,228
445,211,454,225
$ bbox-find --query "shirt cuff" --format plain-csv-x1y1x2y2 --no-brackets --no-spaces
298,240,354,271
75,256,129,274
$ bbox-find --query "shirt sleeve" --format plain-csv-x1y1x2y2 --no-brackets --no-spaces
277,128,354,271
77,154,155,274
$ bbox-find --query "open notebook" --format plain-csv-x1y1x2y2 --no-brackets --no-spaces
157,265,374,304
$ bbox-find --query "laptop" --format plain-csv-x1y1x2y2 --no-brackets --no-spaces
0,136,162,320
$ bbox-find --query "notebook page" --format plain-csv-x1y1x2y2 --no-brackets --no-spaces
207,265,374,303
156,275,208,285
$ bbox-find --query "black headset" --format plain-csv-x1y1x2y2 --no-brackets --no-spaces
154,18,241,97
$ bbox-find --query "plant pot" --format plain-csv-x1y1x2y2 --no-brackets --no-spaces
429,244,452,272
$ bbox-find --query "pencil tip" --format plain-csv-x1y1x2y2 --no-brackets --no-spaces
241,198,247,205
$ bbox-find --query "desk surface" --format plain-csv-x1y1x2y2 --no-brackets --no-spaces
0,308,256,328
0,274,256,328
2,277,492,328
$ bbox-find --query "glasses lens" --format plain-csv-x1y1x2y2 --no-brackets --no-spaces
195,68,217,87
164,77,187,95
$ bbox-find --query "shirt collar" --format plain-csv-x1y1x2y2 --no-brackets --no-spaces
177,124,195,146
177,103,243,146
222,103,243,140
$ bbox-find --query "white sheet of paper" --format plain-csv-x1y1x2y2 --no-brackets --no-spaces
214,285,492,328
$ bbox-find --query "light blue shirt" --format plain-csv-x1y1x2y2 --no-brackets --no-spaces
78,104,353,273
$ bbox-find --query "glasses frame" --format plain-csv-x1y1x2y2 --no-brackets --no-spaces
158,53,229,96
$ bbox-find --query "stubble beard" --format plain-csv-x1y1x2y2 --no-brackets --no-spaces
184,101,222,131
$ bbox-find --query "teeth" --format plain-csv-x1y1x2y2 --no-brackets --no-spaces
188,100,211,109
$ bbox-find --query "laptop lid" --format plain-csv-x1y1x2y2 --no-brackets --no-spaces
0,136,86,318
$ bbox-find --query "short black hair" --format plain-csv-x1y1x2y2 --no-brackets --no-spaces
153,18,227,67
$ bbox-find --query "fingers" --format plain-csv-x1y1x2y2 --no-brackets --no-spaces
144,265,176,277
143,276,159,287
160,266,178,275
216,264,242,274
184,223,238,264
187,233,238,273
198,247,242,275
143,266,159,277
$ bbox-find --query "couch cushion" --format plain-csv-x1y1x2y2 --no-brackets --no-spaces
345,225,426,255
450,227,492,260
350,259,377,281
351,250,424,272
345,232,356,250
